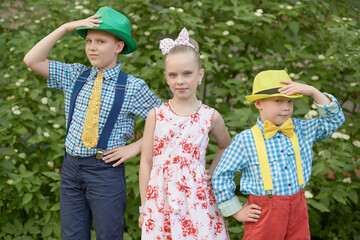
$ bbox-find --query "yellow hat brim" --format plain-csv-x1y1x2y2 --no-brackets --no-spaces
245,93,303,103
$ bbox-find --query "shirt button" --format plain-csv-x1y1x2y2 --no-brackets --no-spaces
277,135,280,138
288,183,291,186
285,166,287,170
281,150,284,153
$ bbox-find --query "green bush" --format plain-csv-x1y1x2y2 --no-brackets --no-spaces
1,0,359,239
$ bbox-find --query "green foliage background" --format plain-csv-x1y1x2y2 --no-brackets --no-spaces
1,0,360,239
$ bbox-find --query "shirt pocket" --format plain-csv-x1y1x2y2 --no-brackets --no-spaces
249,153,279,182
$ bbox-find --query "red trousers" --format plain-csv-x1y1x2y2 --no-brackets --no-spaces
243,190,310,240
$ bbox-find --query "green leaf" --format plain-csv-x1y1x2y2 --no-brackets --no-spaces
307,199,330,212
22,193,33,205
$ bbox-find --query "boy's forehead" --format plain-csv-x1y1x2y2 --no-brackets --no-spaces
86,29,121,41
261,96,293,101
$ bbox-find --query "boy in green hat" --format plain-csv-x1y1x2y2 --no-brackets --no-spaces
24,7,162,240
212,70,344,239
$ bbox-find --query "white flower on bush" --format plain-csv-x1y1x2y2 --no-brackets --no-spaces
226,20,235,26
82,9,90,14
318,54,325,60
5,156,10,160
50,107,56,112
35,19,40,24
305,110,318,119
144,31,150,36
230,131,237,136
132,24,138,30
18,153,26,159
177,8,184,13
289,73,300,80
297,1,303,4
311,75,319,81
41,97,48,104
7,179,14,185
53,124,60,129
350,82,357,87
287,6,293,10
24,88,29,92
318,150,326,158
169,7,175,10
223,31,229,36
43,132,50,137
197,1,202,7
353,140,360,148
47,161,54,168
331,132,350,140
4,73,10,78
200,54,206,59
304,190,313,199
7,96,15,100
188,30,195,35
216,98,223,103
75,5,83,9
255,11,262,17
279,4,284,8
10,47,15,52
342,177,351,183
12,106,21,115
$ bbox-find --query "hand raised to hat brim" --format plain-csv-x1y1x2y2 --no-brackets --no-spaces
62,15,102,33
279,80,331,105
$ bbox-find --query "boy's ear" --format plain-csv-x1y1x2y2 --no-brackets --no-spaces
115,41,125,54
254,100,262,111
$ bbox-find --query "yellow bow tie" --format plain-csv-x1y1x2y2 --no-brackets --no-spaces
263,118,294,139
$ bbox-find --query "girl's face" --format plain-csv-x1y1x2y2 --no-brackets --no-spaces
164,52,204,101
85,29,124,71
255,96,294,126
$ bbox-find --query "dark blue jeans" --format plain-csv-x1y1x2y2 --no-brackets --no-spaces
60,152,126,240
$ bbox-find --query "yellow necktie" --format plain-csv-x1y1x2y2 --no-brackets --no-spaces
264,118,294,139
82,71,104,150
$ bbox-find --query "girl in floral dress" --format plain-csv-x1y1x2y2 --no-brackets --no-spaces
138,28,231,240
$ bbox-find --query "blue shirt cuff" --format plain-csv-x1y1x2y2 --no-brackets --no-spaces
218,197,243,217
314,93,340,117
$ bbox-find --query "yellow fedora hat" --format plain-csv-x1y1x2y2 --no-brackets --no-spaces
245,70,303,103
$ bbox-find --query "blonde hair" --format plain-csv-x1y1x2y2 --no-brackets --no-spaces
165,38,202,69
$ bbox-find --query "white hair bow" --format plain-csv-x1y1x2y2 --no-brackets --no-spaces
159,28,197,55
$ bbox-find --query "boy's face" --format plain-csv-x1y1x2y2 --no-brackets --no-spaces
255,96,294,126
85,30,125,71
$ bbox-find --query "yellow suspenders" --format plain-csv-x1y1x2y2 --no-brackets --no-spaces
251,125,304,198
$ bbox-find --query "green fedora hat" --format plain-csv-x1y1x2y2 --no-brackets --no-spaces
75,7,137,54
245,70,303,103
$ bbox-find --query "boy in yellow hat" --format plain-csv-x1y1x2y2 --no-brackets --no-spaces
24,7,162,240
212,70,344,239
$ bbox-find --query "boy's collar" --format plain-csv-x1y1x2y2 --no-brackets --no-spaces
92,60,122,81
256,117,294,130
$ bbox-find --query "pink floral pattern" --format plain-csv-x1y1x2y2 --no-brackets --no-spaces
142,103,229,239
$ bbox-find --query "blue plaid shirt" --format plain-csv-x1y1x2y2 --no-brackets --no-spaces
212,94,345,217
48,60,163,157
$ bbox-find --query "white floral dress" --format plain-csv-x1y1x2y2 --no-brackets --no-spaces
141,103,229,240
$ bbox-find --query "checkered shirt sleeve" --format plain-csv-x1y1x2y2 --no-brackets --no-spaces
212,94,345,216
